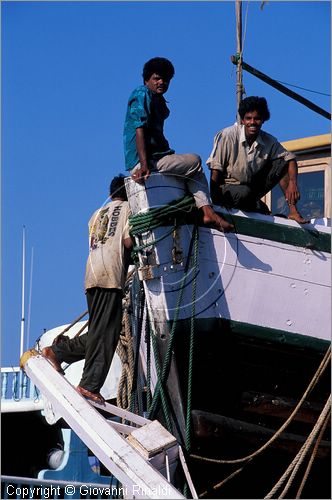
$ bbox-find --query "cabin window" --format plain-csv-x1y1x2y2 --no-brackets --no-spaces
271,170,325,220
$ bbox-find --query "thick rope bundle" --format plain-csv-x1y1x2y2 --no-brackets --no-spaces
129,195,196,238
116,295,135,410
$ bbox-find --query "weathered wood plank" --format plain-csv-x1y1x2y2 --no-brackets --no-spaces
192,409,330,459
241,391,330,425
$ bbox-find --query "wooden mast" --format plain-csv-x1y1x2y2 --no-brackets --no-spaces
235,0,244,123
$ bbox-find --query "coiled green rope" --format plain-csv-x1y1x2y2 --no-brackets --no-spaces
129,195,197,240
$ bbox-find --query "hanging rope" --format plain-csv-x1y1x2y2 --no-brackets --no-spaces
185,225,199,453
199,464,247,498
116,269,138,411
116,301,134,410
129,285,146,415
191,345,331,465
295,405,331,498
148,222,200,422
149,323,174,432
264,396,331,499
191,348,330,498
145,312,152,412
130,196,202,431
183,225,199,499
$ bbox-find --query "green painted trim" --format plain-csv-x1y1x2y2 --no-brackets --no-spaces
170,317,330,354
221,213,331,254
227,318,330,353
130,194,330,253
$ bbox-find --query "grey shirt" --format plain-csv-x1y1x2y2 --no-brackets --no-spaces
207,123,296,185
85,200,131,290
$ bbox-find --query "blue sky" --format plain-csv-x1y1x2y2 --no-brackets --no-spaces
2,1,330,366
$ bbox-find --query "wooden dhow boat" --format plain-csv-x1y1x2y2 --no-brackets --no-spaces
124,133,331,497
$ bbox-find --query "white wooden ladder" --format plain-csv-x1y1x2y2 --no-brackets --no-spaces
20,350,187,499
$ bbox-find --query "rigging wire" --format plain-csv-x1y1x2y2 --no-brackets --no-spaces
275,80,330,97
241,0,250,56
240,1,330,100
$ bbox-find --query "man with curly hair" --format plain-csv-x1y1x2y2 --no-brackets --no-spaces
124,57,234,232
207,96,308,223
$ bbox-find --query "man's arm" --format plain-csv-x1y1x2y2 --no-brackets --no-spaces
132,127,150,183
123,236,133,249
207,130,227,204
210,169,225,205
284,159,300,206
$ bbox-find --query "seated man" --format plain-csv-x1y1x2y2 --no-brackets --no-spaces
124,56,234,232
207,96,308,223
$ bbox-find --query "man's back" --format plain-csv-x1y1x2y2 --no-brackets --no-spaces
85,199,130,290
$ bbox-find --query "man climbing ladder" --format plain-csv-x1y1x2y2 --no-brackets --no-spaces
42,175,132,403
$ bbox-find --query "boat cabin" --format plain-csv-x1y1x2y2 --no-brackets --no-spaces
264,133,331,221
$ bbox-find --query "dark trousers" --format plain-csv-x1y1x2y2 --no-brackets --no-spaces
52,288,123,393
221,158,288,212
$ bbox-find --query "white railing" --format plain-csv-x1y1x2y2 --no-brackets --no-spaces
1,367,40,403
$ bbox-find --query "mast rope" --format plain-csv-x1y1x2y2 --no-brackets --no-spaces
241,0,250,58
275,80,330,97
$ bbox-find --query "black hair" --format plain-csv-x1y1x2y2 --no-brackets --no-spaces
109,174,127,200
238,96,271,122
142,57,175,83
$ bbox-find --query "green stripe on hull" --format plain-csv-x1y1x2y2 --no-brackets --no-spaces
129,194,330,253
169,317,330,354
221,213,331,254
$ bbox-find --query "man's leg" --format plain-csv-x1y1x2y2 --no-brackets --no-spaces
156,153,211,208
155,154,234,232
78,288,122,399
220,184,270,214
278,174,309,223
221,184,257,210
42,334,87,373
251,158,308,223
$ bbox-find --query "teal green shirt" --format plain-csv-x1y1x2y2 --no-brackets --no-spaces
123,85,174,171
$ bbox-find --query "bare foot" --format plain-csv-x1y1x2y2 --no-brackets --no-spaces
288,206,310,224
42,347,65,374
76,385,105,404
201,205,234,232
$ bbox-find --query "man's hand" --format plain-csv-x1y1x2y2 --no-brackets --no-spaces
131,165,150,184
285,179,300,206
